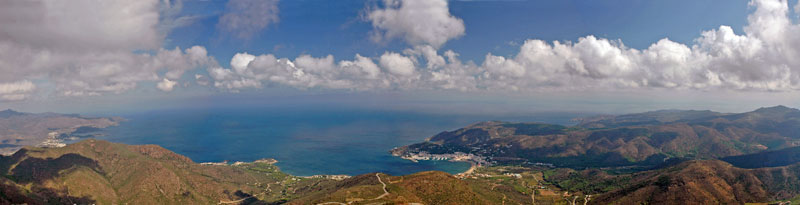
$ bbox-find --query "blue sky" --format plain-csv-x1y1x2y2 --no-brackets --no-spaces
167,0,753,65
2,0,800,114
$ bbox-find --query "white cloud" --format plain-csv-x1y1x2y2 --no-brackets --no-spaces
4,0,800,101
217,0,280,39
379,52,416,76
0,0,214,98
0,0,162,52
366,0,465,48
208,0,800,93
209,53,394,91
195,74,210,86
468,0,800,92
0,80,36,101
157,78,178,92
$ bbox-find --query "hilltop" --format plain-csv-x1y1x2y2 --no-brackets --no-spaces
393,105,800,170
0,140,525,204
592,159,800,204
0,140,796,204
1,106,799,204
0,139,312,204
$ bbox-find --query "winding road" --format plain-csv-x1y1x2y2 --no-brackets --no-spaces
218,192,264,204
375,173,389,200
317,173,390,205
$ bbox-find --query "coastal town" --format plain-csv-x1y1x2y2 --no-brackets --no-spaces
393,151,491,166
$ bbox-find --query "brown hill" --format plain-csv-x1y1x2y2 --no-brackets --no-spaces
0,140,513,205
591,160,800,204
394,106,800,169
289,171,505,205
0,139,329,204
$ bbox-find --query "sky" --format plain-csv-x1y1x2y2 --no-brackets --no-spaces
1,0,800,115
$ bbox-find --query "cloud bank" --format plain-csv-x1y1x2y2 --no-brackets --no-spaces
3,0,800,102
0,0,214,100
210,0,800,93
0,80,36,101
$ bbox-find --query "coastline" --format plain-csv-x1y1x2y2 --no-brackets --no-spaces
392,150,489,175
458,161,478,175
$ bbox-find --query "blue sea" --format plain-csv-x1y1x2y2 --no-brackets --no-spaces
96,107,580,176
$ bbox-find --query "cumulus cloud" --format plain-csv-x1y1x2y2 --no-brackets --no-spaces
366,0,465,48
157,78,178,92
0,80,36,101
379,52,416,76
217,0,280,39
209,53,396,91
0,0,214,98
209,0,800,93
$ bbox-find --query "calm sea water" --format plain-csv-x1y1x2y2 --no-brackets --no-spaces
96,107,579,176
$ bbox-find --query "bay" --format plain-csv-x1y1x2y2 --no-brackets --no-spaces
97,107,579,176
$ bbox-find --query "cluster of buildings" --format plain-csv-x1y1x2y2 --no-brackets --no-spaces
39,132,67,148
303,175,351,180
399,151,490,166
200,160,229,166
201,158,279,166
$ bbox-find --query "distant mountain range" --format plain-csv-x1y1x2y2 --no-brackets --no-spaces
1,107,799,204
388,105,800,203
393,105,800,169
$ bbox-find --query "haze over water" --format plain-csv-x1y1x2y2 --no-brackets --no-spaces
96,106,580,176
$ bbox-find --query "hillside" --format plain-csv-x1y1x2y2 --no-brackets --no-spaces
722,146,800,168
289,171,495,205
0,139,333,204
592,160,800,204
0,140,523,205
393,106,800,169
0,109,121,155
0,140,797,204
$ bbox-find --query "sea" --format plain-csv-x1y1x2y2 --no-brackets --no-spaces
94,106,581,176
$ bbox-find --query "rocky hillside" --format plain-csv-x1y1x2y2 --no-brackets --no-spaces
0,139,328,204
592,160,800,204
0,140,513,205
393,106,800,169
0,139,797,204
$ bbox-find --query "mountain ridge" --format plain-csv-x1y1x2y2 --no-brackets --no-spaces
394,105,800,169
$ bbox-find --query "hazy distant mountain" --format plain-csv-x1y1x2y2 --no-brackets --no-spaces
0,109,25,118
576,109,724,128
0,109,120,155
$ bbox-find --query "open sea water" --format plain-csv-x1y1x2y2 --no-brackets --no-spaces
96,107,579,176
